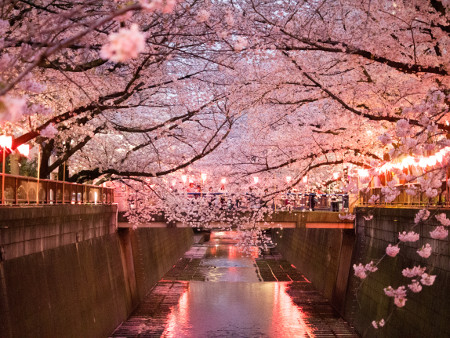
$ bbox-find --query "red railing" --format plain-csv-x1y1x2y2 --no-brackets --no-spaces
0,173,114,205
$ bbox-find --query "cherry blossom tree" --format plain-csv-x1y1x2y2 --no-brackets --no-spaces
0,1,449,332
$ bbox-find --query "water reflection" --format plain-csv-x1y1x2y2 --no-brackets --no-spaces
162,230,313,337
112,230,358,337
162,282,312,337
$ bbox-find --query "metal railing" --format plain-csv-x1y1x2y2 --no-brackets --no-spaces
0,173,114,205
358,183,450,208
273,193,349,211
181,192,350,212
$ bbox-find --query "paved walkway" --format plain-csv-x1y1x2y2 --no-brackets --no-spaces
111,231,359,337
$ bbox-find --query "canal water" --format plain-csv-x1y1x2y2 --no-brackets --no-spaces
111,231,358,337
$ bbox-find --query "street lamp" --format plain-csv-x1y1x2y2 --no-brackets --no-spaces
0,135,12,204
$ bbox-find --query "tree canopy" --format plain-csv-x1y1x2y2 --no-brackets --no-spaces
0,0,448,193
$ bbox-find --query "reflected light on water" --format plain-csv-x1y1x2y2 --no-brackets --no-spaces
272,283,314,337
163,288,190,336
161,282,314,337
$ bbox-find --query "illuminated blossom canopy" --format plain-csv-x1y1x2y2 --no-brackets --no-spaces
0,1,448,331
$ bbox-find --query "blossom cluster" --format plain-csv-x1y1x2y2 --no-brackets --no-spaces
385,244,400,257
353,261,378,279
383,285,407,307
338,213,356,221
429,226,448,240
417,243,432,258
398,231,419,242
435,213,450,226
101,24,146,62
414,209,430,224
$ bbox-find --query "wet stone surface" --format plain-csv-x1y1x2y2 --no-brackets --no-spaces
110,231,359,337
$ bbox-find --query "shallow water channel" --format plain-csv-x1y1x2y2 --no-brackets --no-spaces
111,230,358,337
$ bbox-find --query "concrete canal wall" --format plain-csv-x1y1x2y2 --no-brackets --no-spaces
346,207,450,338
273,227,355,314
0,205,193,338
273,207,450,338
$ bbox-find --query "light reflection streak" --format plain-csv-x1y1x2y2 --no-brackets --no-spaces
271,282,315,337
162,287,190,337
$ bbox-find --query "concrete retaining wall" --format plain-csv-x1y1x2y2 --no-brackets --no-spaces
0,205,117,260
0,205,193,338
273,207,450,337
273,227,355,314
345,207,450,338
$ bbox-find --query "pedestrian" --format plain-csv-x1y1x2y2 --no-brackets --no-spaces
309,192,316,211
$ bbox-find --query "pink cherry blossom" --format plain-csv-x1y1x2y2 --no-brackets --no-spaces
234,36,248,52
0,95,26,121
405,187,417,196
402,266,426,278
429,226,448,240
398,231,419,242
40,124,58,139
394,297,407,308
384,285,406,299
408,280,422,293
416,244,432,258
353,263,367,279
378,133,392,145
425,188,438,198
364,261,378,273
386,244,400,257
414,209,430,224
339,213,356,221
101,24,146,62
420,273,436,286
396,119,410,137
0,19,9,35
435,213,450,226
368,194,379,204
196,9,210,22
383,286,395,297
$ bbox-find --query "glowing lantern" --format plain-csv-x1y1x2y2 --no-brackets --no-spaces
302,176,308,183
333,172,340,180
181,175,187,184
0,135,12,149
427,156,437,167
17,144,30,157
286,176,292,183
418,157,428,168
221,178,227,185
201,173,207,183
253,176,259,184
401,156,414,168
171,179,176,186
358,169,369,178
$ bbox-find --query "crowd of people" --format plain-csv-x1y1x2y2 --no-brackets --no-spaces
179,183,348,212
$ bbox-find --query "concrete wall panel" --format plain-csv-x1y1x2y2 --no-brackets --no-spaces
0,205,194,338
